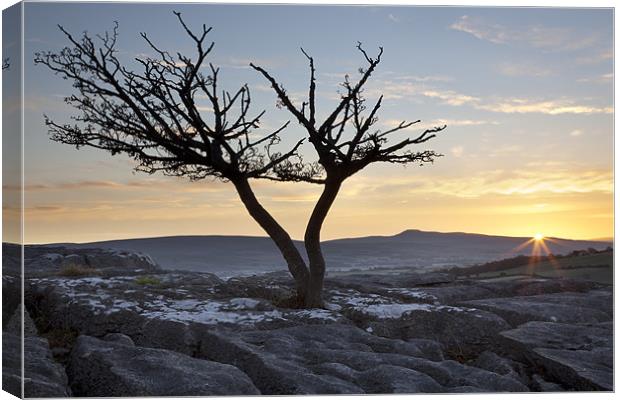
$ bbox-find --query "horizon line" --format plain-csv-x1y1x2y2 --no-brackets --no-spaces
12,228,615,246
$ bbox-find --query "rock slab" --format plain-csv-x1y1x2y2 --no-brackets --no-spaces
500,321,612,391
2,332,71,398
67,335,260,396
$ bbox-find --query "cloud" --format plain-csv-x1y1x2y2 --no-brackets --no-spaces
569,129,583,137
450,15,600,51
477,98,613,115
338,165,612,203
421,90,480,106
576,50,612,65
450,146,464,157
370,76,612,115
498,62,552,77
393,75,454,83
364,167,611,199
388,14,399,23
5,178,231,194
576,73,613,84
450,15,508,44
417,88,611,115
382,118,498,131
217,57,279,70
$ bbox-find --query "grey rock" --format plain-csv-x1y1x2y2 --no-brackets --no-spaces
313,362,358,382
427,360,528,392
326,271,454,293
472,351,527,385
360,306,510,358
23,245,161,278
2,273,21,327
355,365,443,393
461,291,611,326
198,323,527,393
6,304,38,336
23,252,613,394
3,332,71,397
391,277,602,305
501,321,612,391
531,374,564,392
68,335,260,396
103,332,135,346
197,328,364,394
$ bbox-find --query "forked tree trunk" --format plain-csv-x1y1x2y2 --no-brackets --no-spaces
233,178,310,303
303,178,343,307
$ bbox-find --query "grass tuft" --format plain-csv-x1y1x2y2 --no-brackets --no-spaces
57,263,102,277
134,275,161,286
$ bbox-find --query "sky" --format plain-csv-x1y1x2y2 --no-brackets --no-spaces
2,2,614,243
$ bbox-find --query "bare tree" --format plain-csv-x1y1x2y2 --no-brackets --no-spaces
36,14,444,308
251,45,445,306
34,13,316,304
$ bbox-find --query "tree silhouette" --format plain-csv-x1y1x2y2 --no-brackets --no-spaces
35,14,444,308
251,46,445,306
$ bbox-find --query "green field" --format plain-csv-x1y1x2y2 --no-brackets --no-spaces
473,252,613,284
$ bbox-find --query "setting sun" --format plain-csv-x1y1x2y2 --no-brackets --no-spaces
534,233,544,241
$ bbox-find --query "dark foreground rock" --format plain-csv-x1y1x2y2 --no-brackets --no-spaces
197,324,528,394
461,290,612,327
3,333,71,397
68,335,260,396
7,242,162,278
2,307,71,397
21,245,614,395
500,321,613,391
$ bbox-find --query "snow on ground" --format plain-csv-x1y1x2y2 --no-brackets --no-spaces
328,288,478,319
31,274,484,326
386,288,438,301
141,298,284,326
291,309,341,322
361,303,476,319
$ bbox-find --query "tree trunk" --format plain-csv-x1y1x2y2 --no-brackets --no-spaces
232,178,310,302
303,178,343,308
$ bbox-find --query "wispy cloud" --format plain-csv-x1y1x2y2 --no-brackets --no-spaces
576,50,612,65
450,15,508,44
387,14,399,23
412,85,612,115
217,56,279,70
5,178,231,194
576,73,613,84
346,167,612,200
498,62,552,77
421,89,480,106
477,98,613,115
450,146,464,157
371,77,612,115
383,118,498,131
392,75,454,83
450,15,600,51
569,129,584,137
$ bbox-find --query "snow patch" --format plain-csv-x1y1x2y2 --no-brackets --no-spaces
142,299,283,326
293,309,340,322
387,288,438,301
361,303,476,319
229,298,261,310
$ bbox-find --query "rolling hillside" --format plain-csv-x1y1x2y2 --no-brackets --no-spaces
43,230,612,277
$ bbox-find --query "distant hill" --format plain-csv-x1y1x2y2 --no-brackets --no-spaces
41,230,612,277
453,249,613,285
